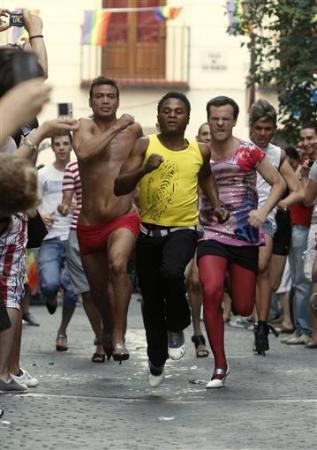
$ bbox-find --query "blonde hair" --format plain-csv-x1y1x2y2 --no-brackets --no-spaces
0,154,39,216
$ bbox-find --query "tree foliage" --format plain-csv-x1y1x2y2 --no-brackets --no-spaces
237,0,317,143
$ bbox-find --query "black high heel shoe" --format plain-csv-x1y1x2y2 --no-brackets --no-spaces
254,320,279,356
112,343,129,364
103,342,113,361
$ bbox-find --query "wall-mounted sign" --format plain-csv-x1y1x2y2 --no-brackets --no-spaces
201,52,227,72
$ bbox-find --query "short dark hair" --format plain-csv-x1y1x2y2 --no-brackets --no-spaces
300,122,317,134
0,47,44,98
157,91,191,116
51,133,72,147
206,96,239,120
249,99,277,126
285,146,300,161
197,122,209,135
89,76,119,99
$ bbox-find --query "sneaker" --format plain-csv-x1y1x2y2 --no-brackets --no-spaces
147,362,165,388
167,330,185,360
0,376,28,393
22,312,40,326
281,331,298,344
206,366,230,389
286,333,311,345
229,316,251,329
11,369,38,388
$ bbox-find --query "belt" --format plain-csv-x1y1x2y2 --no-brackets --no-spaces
140,224,199,237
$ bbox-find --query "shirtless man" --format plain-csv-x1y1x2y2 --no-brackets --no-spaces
73,76,142,362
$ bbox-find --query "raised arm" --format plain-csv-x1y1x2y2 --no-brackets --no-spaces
198,143,229,222
249,156,286,227
73,114,136,162
23,10,48,78
16,118,79,164
0,79,51,148
277,150,304,209
114,137,163,196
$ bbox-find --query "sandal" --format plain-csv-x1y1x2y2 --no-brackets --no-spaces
112,343,129,364
91,353,106,363
191,335,209,358
56,335,68,352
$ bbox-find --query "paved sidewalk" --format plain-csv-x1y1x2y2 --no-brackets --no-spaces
0,296,316,450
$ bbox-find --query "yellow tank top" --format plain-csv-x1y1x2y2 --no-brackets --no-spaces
138,134,203,226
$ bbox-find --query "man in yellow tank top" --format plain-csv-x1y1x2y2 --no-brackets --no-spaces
115,92,228,387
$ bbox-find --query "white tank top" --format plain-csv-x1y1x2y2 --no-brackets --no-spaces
256,142,282,221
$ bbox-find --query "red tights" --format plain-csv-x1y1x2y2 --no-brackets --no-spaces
198,255,257,370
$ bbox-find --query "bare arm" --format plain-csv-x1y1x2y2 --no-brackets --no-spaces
57,190,74,216
23,9,48,78
73,115,137,162
249,156,286,227
198,143,229,222
16,118,79,164
277,151,304,209
304,179,317,206
0,79,51,148
114,137,162,196
198,143,220,209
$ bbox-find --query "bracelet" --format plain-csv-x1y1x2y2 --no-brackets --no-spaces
29,35,44,40
21,136,38,152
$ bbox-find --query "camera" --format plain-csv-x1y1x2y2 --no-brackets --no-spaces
9,12,24,28
57,103,73,119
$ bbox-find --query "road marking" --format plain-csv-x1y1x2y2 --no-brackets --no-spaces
17,393,317,404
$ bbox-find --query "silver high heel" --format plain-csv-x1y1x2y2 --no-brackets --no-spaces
206,366,230,389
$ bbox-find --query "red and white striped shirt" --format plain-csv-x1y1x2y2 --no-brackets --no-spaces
62,161,82,230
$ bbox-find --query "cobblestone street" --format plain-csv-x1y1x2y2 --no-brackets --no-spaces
0,296,316,450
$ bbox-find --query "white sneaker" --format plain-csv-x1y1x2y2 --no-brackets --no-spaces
147,362,165,388
168,331,185,360
206,366,230,389
11,369,38,388
0,376,28,393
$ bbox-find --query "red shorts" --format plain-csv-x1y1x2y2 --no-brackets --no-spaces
77,210,140,256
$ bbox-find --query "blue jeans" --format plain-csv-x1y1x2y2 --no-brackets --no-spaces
288,225,312,335
37,238,78,308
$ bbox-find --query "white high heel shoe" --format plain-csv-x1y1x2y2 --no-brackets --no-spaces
206,366,230,389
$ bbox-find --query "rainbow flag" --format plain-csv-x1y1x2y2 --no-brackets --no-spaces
81,10,112,46
153,6,182,22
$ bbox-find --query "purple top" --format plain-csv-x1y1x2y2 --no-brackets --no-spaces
200,139,265,246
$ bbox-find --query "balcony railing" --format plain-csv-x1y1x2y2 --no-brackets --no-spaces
80,25,190,90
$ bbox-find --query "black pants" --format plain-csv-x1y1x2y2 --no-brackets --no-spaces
136,229,197,366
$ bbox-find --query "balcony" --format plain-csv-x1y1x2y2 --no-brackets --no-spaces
80,25,190,90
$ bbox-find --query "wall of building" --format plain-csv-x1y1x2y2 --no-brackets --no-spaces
2,0,251,164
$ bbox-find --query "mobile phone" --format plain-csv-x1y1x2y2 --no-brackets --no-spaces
57,103,73,118
9,12,24,28
12,51,40,85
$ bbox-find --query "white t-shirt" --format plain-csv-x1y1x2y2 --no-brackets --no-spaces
38,164,72,241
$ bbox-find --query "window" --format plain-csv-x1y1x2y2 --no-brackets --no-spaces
102,0,166,80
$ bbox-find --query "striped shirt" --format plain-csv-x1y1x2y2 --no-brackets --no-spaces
62,161,82,230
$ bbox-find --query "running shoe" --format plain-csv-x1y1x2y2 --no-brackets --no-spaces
167,330,185,360
0,377,28,393
11,369,38,388
147,362,165,388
